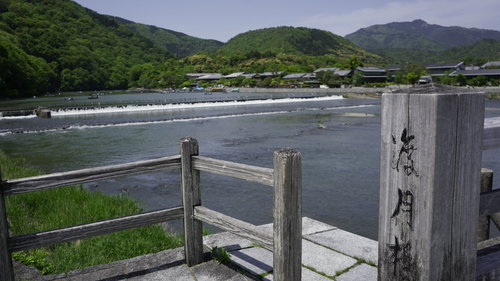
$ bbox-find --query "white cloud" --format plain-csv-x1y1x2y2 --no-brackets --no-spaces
299,0,500,36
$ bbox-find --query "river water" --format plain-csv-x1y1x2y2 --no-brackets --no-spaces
1,91,500,239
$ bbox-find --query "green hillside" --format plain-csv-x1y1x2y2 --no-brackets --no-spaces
0,0,170,97
218,26,382,61
431,39,500,64
0,29,55,97
114,18,223,57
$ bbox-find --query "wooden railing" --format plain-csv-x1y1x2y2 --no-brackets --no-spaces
478,116,500,243
0,137,302,281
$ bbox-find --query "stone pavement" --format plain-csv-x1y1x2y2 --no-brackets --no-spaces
31,217,378,281
204,217,378,281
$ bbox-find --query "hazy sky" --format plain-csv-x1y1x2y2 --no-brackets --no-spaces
72,0,500,42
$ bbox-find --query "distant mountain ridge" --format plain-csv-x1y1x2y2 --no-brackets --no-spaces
114,17,224,57
345,19,500,62
345,19,500,51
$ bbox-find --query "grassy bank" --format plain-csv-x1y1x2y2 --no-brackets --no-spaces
0,151,183,274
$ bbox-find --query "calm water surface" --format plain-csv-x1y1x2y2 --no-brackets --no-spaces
1,91,499,239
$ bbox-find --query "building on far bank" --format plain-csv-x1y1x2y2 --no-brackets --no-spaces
282,73,311,80
355,67,387,83
450,69,500,80
241,73,256,79
425,62,464,77
255,72,283,80
282,73,319,87
314,67,352,77
314,67,352,78
482,61,500,69
314,67,338,73
196,74,224,81
385,66,403,80
186,73,219,79
224,72,246,79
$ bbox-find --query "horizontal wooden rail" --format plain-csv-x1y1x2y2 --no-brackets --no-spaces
193,206,273,251
479,189,500,217
3,155,181,195
483,117,500,150
8,206,184,252
192,156,273,186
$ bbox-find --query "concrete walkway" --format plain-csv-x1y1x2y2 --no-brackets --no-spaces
32,218,377,281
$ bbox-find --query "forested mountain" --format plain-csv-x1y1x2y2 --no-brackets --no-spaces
345,19,500,63
218,26,382,61
114,18,224,58
0,0,170,97
431,39,500,64
346,19,500,51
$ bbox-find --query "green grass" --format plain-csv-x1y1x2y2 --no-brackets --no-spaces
0,151,184,274
211,247,231,265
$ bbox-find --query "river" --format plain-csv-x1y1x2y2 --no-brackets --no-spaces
1,90,500,239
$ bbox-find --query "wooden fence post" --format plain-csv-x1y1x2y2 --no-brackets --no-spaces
180,137,204,266
273,149,302,281
378,85,484,281
478,168,493,242
0,170,15,281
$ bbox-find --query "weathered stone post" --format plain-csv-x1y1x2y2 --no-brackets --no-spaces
180,137,204,266
34,107,51,118
378,85,484,281
273,148,302,281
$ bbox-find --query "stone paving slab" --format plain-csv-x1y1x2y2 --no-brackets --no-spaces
255,217,337,236
305,228,378,264
336,263,377,281
221,233,359,279
229,247,274,276
203,216,337,252
302,239,357,277
188,260,252,281
262,266,333,281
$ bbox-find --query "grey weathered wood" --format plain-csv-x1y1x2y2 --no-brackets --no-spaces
476,243,500,280
273,148,302,281
478,236,500,251
8,206,184,252
4,156,181,195
478,169,500,231
378,85,484,281
192,156,273,186
478,169,493,242
193,206,273,250
479,189,500,217
483,117,500,150
180,137,204,266
0,171,14,281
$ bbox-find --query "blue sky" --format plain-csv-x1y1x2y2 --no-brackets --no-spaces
72,0,500,42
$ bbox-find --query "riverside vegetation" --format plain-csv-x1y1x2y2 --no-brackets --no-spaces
2,0,500,99
0,0,383,98
0,151,184,274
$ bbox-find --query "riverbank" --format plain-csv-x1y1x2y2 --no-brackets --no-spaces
0,151,183,275
237,85,500,97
